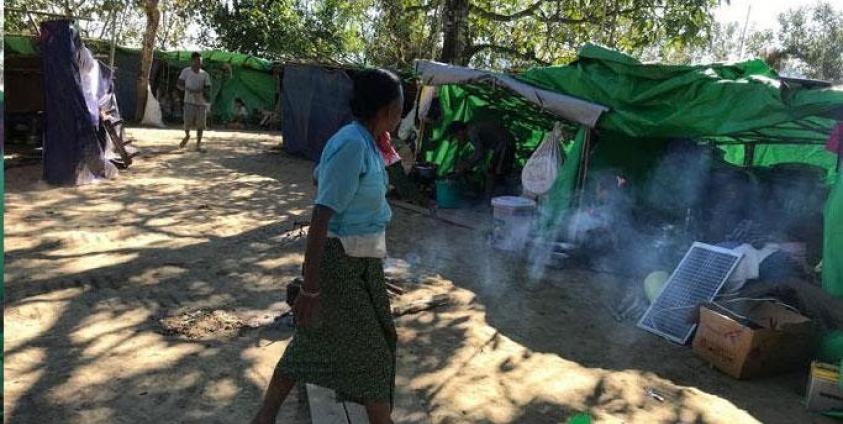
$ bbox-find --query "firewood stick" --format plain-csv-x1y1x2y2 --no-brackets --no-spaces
391,295,449,316
386,282,405,295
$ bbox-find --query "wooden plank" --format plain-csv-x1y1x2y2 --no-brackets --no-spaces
389,200,481,231
435,209,487,231
389,199,431,215
391,294,450,316
305,384,350,424
103,118,132,168
342,401,369,424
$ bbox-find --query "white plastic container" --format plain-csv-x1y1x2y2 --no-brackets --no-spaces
491,196,537,252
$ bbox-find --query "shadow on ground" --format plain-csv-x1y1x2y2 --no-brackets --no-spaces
5,130,310,423
387,209,832,424
4,128,833,424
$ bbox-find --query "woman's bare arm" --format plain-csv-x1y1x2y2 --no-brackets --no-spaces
303,205,334,292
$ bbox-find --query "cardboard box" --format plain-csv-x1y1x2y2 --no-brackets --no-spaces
806,361,843,412
692,302,815,379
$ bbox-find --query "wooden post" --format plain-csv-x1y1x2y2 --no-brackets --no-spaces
744,142,755,167
135,0,161,121
108,8,120,71
569,126,593,240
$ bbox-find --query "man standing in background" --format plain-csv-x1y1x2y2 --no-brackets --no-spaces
177,52,212,152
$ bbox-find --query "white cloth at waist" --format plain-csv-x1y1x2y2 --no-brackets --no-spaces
328,231,387,259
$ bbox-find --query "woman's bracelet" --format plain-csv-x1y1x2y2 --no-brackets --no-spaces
300,287,321,298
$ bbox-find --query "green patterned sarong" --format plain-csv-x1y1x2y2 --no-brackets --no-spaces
277,239,397,404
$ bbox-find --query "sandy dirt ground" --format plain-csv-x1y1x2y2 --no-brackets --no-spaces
4,128,836,424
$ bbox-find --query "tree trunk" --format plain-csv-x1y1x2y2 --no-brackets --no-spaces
439,0,469,65
136,0,161,121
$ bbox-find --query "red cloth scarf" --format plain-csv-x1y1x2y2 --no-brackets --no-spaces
377,132,401,166
828,122,842,154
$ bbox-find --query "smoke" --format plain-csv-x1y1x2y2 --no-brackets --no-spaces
525,138,830,321
396,138,828,326
524,140,728,319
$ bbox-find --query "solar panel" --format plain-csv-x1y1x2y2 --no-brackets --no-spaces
637,242,743,344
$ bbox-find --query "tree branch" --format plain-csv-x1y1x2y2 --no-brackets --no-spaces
469,1,544,22
98,9,114,39
466,43,549,65
405,2,438,14
470,1,647,24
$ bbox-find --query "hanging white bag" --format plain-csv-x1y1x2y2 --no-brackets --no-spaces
521,122,565,195
141,85,166,128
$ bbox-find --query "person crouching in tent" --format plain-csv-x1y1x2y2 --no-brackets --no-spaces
228,97,249,130
447,119,517,199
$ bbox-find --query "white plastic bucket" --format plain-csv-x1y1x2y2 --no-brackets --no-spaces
491,196,537,252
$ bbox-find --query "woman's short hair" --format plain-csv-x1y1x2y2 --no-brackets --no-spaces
350,68,402,121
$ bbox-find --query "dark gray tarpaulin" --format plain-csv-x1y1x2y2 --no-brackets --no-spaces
282,64,354,161
40,20,117,185
114,50,141,121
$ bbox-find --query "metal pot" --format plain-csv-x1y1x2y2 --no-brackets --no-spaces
413,162,438,181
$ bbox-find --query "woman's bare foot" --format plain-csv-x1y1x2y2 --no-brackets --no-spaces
179,136,190,148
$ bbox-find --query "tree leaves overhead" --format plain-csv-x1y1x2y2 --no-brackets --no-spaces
6,0,839,105
193,0,367,62
197,0,720,69
464,0,720,70
646,1,842,81
776,1,843,81
4,0,197,50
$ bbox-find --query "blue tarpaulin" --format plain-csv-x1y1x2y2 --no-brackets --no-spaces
282,64,354,161
40,20,117,185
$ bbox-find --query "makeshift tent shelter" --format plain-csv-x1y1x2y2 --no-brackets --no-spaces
5,35,45,116
5,35,282,125
281,64,419,161
282,64,354,161
417,45,841,176
5,34,141,120
152,50,279,125
416,44,843,292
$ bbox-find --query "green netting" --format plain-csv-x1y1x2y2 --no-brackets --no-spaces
824,173,843,298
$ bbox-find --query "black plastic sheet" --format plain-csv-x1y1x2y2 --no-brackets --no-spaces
282,64,353,161
40,20,117,185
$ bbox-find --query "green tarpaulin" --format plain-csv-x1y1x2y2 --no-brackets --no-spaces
425,83,566,174
157,50,273,73
156,50,277,123
5,35,39,56
4,35,279,123
518,44,843,143
825,173,843,297
424,44,843,295
427,44,842,173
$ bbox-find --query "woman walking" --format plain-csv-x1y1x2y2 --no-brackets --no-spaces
252,69,404,424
